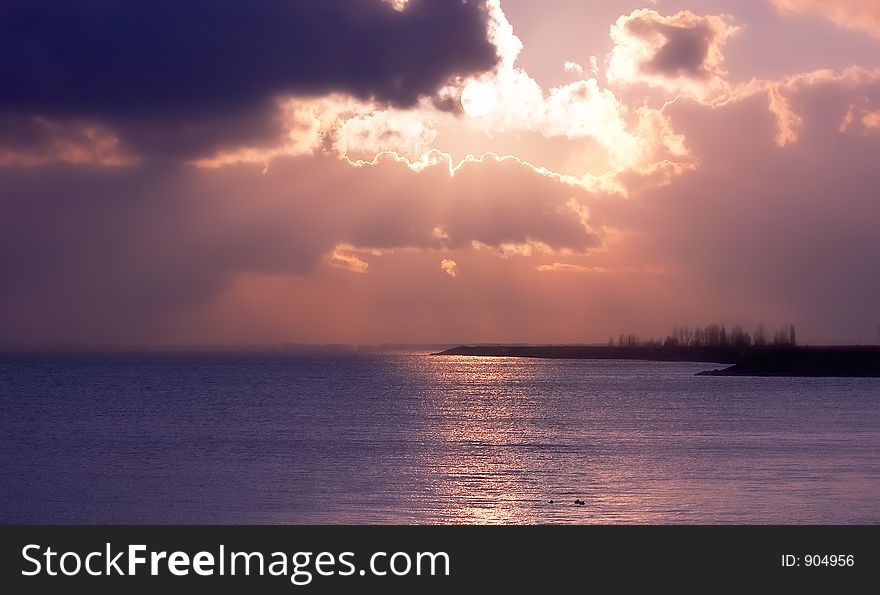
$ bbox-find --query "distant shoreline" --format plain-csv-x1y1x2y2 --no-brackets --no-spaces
435,345,880,377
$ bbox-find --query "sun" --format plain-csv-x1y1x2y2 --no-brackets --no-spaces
461,81,497,117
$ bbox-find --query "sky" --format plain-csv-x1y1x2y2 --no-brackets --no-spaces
2,0,879,346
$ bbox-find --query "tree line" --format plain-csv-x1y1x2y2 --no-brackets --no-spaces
611,323,797,349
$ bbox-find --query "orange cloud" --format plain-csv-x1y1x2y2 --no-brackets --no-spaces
440,259,459,278
863,110,880,128
770,0,880,38
328,246,370,274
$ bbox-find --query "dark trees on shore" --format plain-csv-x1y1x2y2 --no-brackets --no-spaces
616,323,797,349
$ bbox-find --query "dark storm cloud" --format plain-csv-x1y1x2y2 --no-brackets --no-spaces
0,0,498,158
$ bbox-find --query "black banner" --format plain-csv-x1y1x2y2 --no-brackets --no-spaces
0,526,876,592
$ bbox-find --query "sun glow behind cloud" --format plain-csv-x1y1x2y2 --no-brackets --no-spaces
194,0,701,188
461,81,497,116
190,10,702,242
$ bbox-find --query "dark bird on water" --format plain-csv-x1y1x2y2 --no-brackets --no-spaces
574,499,585,505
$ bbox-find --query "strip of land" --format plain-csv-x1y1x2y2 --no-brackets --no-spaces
435,345,880,377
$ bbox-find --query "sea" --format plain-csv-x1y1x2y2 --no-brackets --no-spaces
1,351,878,524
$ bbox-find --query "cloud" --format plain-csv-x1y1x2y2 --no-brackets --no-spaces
457,2,663,170
864,110,880,128
328,246,371,274
0,0,498,160
607,9,740,99
440,259,459,278
589,67,880,342
194,95,446,169
385,0,411,10
0,116,133,166
0,152,598,343
770,0,880,38
726,67,880,146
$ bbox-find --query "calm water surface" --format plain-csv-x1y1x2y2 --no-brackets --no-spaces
1,352,878,524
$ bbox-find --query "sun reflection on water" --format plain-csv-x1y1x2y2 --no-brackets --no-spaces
382,353,880,524
399,354,663,524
